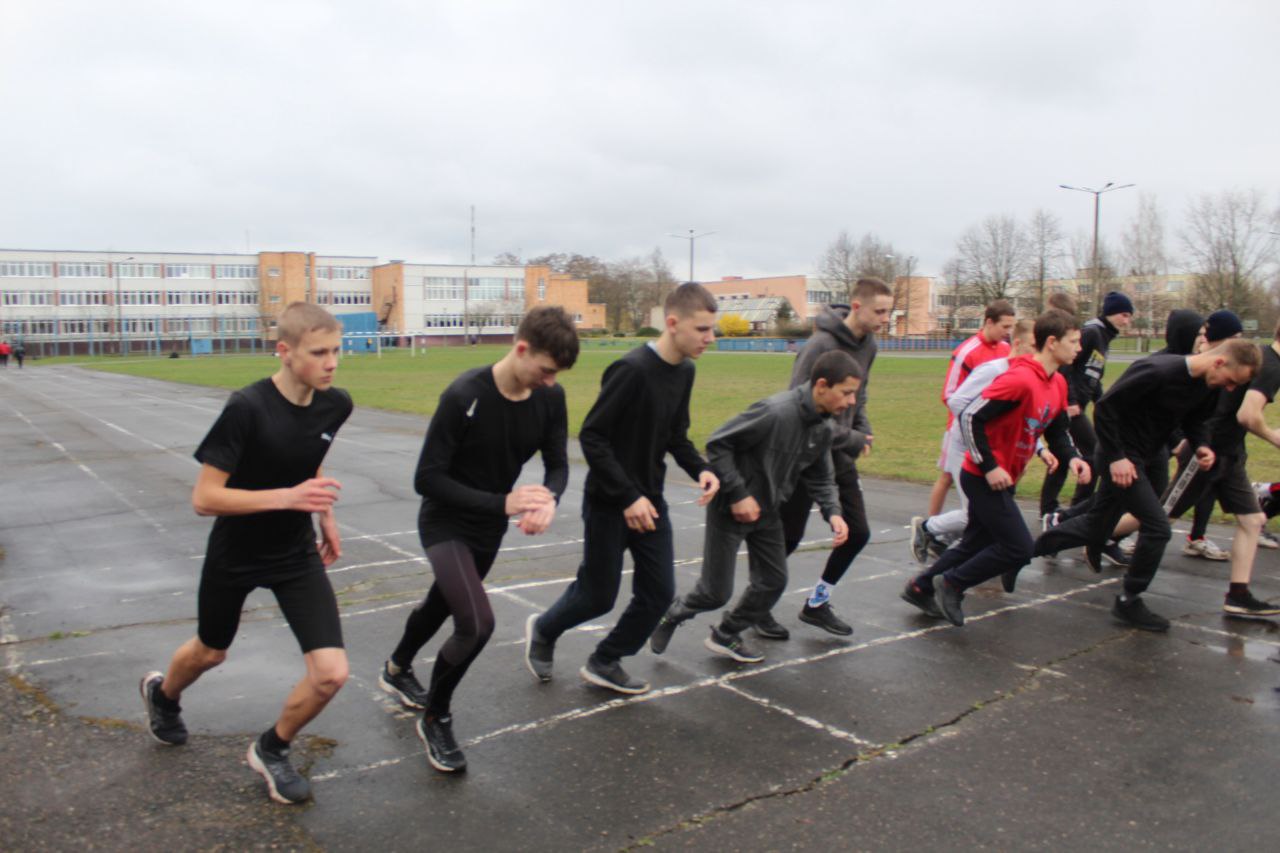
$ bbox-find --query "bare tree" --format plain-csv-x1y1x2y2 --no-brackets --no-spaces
1121,193,1171,338
1026,209,1065,313
1180,188,1279,317
492,251,523,265
955,215,1030,303
817,231,904,303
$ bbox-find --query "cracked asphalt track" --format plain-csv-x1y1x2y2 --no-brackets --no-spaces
2,363,1279,851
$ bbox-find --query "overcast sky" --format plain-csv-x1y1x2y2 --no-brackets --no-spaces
3,1,1277,279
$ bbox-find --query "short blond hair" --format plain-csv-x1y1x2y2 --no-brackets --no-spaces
278,302,341,345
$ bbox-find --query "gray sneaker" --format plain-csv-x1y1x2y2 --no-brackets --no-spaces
247,736,311,804
649,613,683,655
705,626,765,663
139,671,188,746
580,655,650,694
910,516,944,565
932,574,965,627
524,614,554,682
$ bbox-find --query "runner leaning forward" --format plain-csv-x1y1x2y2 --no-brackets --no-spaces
140,302,353,805
377,306,579,773
525,283,721,695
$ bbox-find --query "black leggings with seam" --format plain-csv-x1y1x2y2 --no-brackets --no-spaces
391,541,497,717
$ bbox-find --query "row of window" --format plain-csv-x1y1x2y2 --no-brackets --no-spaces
421,313,525,329
318,266,371,280
321,291,372,306
423,277,519,302
0,262,262,279
2,290,259,306
2,317,260,336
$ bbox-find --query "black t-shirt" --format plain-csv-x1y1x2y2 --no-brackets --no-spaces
195,377,353,574
1210,344,1280,454
415,366,568,551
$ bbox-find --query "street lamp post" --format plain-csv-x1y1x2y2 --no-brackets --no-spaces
114,255,134,355
668,229,716,282
1059,182,1134,315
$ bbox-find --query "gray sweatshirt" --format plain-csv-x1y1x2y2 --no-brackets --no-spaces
789,305,877,464
706,382,841,520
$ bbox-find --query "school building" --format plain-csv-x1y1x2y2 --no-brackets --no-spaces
0,249,605,354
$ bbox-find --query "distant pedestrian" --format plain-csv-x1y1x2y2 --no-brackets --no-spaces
0,339,10,368
12,341,23,368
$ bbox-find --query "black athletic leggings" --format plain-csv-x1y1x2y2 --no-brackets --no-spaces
391,542,497,717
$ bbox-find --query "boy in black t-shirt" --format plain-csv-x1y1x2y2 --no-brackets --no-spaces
526,283,721,695
378,307,578,773
140,302,353,805
1163,314,1280,618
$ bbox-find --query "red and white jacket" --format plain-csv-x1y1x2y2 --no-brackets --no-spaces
959,355,1076,484
942,333,1010,427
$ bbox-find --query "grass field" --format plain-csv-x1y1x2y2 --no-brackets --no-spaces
52,346,1280,497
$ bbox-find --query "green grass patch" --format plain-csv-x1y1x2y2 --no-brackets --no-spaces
64,348,1280,493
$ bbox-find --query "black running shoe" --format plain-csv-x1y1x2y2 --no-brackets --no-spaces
417,714,467,773
580,655,650,694
378,661,430,709
1100,541,1131,567
1223,590,1280,619
798,602,853,636
753,613,790,641
247,737,312,803
1111,595,1170,632
705,626,765,663
932,575,965,627
139,671,188,746
900,579,943,619
1000,567,1021,594
650,612,683,655
524,614,554,682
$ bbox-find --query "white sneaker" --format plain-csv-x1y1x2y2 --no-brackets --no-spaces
1183,537,1229,561
1117,537,1136,557
1258,530,1280,550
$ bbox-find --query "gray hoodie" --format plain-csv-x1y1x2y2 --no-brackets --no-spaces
788,305,876,464
706,382,841,520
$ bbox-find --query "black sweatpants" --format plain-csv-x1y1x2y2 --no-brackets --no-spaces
915,470,1033,591
536,499,674,663
390,541,498,717
780,463,870,584
1040,411,1097,515
1035,463,1171,596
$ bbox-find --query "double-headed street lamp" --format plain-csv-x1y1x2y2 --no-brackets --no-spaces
1059,182,1134,315
669,229,716,282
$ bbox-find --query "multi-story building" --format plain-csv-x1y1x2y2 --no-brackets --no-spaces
0,249,604,354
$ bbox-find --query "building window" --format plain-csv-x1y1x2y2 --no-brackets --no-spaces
215,264,258,279
0,261,53,277
268,267,281,277
59,263,107,277
538,278,546,300
164,264,212,279
1166,279,1184,293
116,263,161,278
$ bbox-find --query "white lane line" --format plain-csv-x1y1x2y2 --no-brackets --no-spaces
716,681,876,747
3,403,168,534
312,579,1118,784
0,650,115,672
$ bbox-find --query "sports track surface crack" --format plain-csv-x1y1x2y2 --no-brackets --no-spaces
621,630,1135,850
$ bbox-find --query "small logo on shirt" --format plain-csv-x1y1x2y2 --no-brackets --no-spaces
466,399,478,418
320,432,333,443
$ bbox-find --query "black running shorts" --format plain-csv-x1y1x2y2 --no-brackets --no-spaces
197,556,344,653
